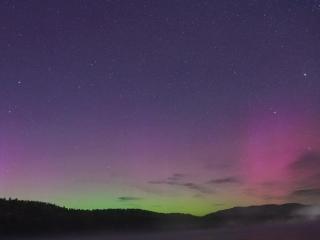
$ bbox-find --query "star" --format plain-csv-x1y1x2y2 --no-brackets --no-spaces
303,72,308,77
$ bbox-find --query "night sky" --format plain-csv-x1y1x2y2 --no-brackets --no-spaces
1,0,320,215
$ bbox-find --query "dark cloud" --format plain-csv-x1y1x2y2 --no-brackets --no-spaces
180,182,213,194
167,173,186,181
148,178,213,194
118,197,142,201
290,188,320,197
290,152,320,171
207,177,240,184
148,180,177,185
288,151,320,193
149,173,186,185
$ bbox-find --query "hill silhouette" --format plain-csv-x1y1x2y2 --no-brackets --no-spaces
0,198,308,236
203,203,305,227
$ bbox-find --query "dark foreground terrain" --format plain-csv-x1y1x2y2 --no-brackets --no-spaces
8,221,320,240
1,198,319,239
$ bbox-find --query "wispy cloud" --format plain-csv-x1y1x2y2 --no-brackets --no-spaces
287,151,320,197
290,188,320,198
148,174,213,194
207,177,240,185
118,196,142,201
180,182,213,194
167,173,186,181
290,152,320,171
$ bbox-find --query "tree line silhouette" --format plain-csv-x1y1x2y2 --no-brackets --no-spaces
0,198,306,236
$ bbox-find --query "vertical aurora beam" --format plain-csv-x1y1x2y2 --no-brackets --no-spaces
242,104,320,201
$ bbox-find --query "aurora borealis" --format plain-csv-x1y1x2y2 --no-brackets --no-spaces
1,0,320,215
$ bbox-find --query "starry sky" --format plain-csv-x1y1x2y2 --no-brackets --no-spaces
1,0,320,215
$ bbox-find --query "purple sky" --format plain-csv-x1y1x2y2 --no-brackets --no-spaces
1,0,320,215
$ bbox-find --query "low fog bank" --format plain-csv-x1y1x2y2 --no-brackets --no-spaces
294,205,320,220
10,220,320,240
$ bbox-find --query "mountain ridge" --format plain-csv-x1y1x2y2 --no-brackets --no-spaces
0,198,309,235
